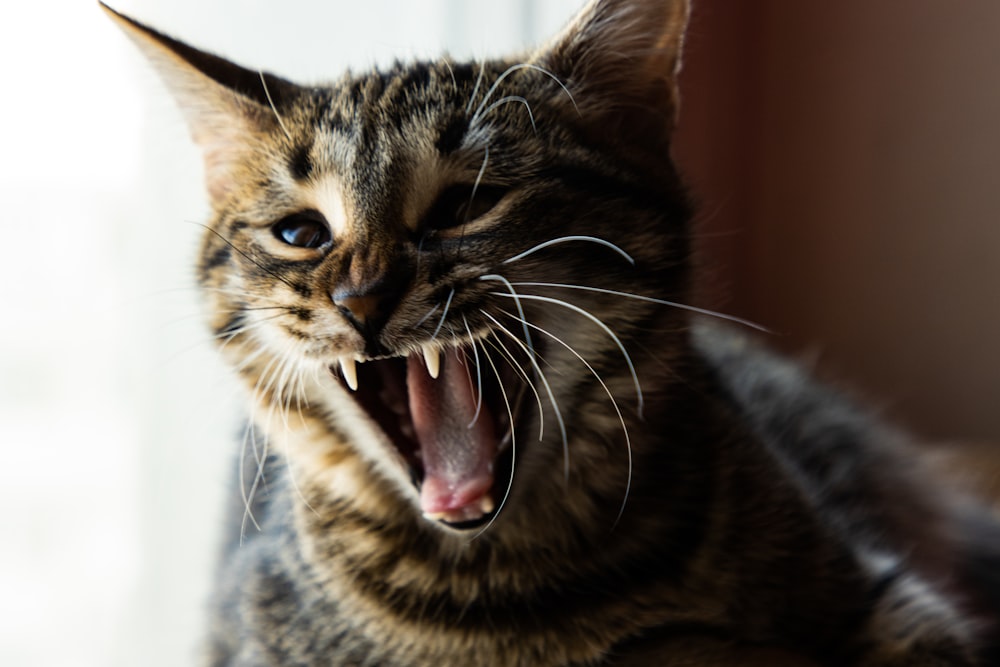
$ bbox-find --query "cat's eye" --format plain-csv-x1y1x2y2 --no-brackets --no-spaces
272,210,332,249
424,184,506,231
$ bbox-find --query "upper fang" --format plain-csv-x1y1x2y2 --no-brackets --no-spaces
340,357,359,391
423,345,441,379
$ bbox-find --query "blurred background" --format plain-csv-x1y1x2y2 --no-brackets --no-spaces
3,1,999,665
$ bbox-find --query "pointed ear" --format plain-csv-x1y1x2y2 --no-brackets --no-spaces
535,0,689,145
100,2,300,202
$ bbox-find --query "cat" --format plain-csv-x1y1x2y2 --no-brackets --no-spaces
103,0,1000,664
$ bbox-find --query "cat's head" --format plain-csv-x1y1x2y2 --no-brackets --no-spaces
106,0,692,532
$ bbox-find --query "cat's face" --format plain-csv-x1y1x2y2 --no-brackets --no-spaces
108,0,691,531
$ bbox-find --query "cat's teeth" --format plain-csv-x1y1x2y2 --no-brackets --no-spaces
422,345,441,379
423,497,495,524
339,357,358,391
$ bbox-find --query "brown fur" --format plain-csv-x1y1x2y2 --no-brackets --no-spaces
104,1,1000,665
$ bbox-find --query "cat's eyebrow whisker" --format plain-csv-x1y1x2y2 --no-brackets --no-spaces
505,309,633,528
465,59,487,116
482,312,569,480
491,291,645,418
478,96,536,133
471,62,579,126
259,70,293,141
441,59,457,89
501,235,635,266
469,343,516,542
509,281,770,333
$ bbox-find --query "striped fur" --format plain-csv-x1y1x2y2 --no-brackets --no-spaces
106,0,1000,664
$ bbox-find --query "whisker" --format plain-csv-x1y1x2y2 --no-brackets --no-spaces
462,315,485,428
194,223,299,291
483,334,545,445
506,311,633,528
415,302,442,328
509,281,769,333
490,291,644,417
465,59,487,115
469,344,516,541
471,62,578,126
238,419,263,539
501,235,635,266
478,275,535,361
442,59,457,89
479,96,536,132
430,288,455,341
259,71,292,140
482,312,568,480
480,315,546,441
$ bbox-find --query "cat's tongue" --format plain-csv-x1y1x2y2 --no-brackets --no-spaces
407,349,496,523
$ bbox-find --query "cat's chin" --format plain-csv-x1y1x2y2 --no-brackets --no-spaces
328,341,528,528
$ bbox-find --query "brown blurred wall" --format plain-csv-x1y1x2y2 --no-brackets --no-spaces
674,2,1000,442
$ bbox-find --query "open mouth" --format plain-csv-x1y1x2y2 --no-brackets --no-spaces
330,339,526,529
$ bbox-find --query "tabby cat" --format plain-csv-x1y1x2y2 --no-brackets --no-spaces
104,0,1000,664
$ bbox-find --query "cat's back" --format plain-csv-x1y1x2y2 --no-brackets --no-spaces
693,320,1000,659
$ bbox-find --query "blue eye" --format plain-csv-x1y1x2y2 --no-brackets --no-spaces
272,211,331,249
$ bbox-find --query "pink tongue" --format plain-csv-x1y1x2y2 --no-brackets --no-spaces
407,349,496,517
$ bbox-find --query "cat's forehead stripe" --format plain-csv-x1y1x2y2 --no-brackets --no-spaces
303,175,349,238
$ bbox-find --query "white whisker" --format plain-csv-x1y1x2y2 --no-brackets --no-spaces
491,291,644,417
502,235,635,266
415,302,442,328
259,71,292,141
430,288,455,341
506,310,633,528
482,312,568,480
479,95,536,132
482,329,546,444
238,419,263,539
465,60,486,115
462,315,485,428
478,275,535,360
469,344,516,541
471,62,578,127
509,281,769,333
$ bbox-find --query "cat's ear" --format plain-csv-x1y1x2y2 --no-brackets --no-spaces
101,2,299,202
535,0,689,144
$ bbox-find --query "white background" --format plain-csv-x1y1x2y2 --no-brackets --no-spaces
1,1,578,665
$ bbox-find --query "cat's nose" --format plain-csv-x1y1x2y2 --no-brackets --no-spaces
333,293,382,328
332,288,400,344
